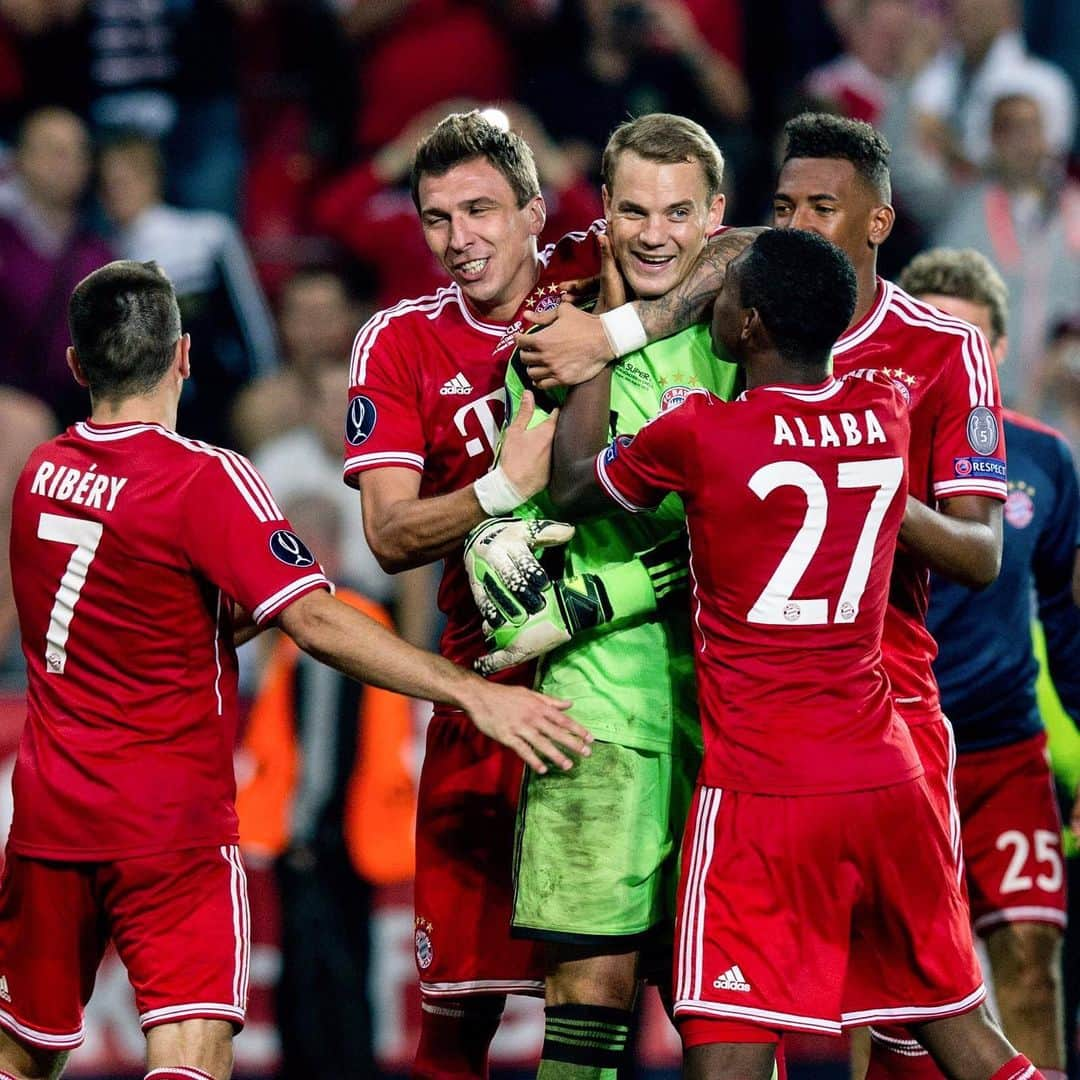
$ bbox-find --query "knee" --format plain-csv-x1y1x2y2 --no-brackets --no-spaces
547,963,638,1010
990,923,1062,1006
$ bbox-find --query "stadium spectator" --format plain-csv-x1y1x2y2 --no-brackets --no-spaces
521,0,750,181
0,106,113,428
99,130,279,446
312,100,602,310
343,110,603,1079
932,93,1080,411
237,493,416,1080
0,258,587,1080
231,267,361,455
253,362,438,648
548,226,1040,1080
804,0,933,125
903,0,1075,172
904,246,1076,1080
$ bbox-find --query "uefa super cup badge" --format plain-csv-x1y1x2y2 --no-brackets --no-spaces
414,916,434,970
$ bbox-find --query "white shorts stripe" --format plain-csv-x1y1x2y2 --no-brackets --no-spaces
843,983,986,1026
419,979,545,998
221,844,250,1009
0,1005,83,1049
943,720,964,886
139,1002,246,1028
973,906,1068,934
694,790,721,1000
673,998,842,1036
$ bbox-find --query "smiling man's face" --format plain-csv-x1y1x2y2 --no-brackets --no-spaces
418,156,544,322
602,150,724,299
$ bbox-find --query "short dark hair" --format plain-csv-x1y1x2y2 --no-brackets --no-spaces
68,260,182,400
898,247,1009,342
410,110,541,210
739,229,858,364
782,112,892,202
602,113,725,200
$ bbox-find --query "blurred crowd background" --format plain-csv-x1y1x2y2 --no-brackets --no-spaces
0,0,1077,1074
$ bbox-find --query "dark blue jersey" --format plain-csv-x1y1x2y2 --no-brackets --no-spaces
929,411,1080,752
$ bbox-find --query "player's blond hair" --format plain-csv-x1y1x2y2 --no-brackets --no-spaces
898,248,1009,344
601,114,725,201
410,110,541,211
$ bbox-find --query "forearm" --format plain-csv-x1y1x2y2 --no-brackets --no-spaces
550,368,613,506
367,482,488,572
632,226,765,342
899,495,1002,588
281,590,483,710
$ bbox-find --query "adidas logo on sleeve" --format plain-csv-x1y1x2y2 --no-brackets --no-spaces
713,964,752,992
440,372,474,395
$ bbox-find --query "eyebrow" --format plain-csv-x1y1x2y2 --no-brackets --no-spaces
615,199,695,213
775,191,841,202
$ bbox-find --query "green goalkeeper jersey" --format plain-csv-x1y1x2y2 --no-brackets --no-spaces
505,323,738,751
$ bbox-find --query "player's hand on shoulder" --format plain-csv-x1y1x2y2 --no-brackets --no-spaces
462,680,591,774
498,391,559,499
517,304,614,390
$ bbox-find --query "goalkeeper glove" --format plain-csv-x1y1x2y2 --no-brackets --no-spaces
474,533,690,675
464,516,576,630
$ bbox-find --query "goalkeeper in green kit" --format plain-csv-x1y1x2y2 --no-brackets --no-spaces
465,114,760,1078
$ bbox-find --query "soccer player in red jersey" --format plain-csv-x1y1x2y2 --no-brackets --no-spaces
342,111,605,1077
0,261,588,1080
514,112,1014,1077
548,227,1044,1080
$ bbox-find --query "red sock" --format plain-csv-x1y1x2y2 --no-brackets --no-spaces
866,1028,943,1080
989,1056,1046,1080
144,1070,217,1080
412,996,504,1079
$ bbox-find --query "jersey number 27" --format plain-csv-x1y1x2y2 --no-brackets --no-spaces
747,457,903,626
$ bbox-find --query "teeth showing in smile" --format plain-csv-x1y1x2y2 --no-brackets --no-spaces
459,258,488,274
635,254,673,264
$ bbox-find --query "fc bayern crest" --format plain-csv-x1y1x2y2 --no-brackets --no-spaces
1005,488,1035,529
345,395,377,446
660,385,707,411
414,917,434,970
966,407,999,455
269,530,316,567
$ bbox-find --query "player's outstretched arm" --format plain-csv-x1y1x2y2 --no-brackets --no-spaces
359,392,556,573
900,494,1003,589
278,589,591,773
517,227,764,390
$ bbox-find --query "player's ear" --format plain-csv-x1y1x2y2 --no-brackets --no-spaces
742,308,765,349
526,195,546,239
991,333,1008,368
602,184,612,220
66,346,89,388
867,202,895,249
176,333,191,380
706,192,726,232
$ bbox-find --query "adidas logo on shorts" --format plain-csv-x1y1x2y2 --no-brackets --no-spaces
713,964,751,992
440,372,473,395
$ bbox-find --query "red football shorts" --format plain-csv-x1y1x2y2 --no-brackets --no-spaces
956,731,1066,936
413,710,544,998
0,845,249,1051
673,779,984,1042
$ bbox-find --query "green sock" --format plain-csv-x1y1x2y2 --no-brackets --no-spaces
536,1003,633,1079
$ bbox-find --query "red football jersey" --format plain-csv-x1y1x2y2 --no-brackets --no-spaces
832,280,1006,719
8,421,331,860
597,374,922,795
343,221,604,673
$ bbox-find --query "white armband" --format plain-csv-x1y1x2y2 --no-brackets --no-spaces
473,466,526,516
599,303,648,358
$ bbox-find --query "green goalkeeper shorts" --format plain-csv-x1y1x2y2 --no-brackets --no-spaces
511,732,700,943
